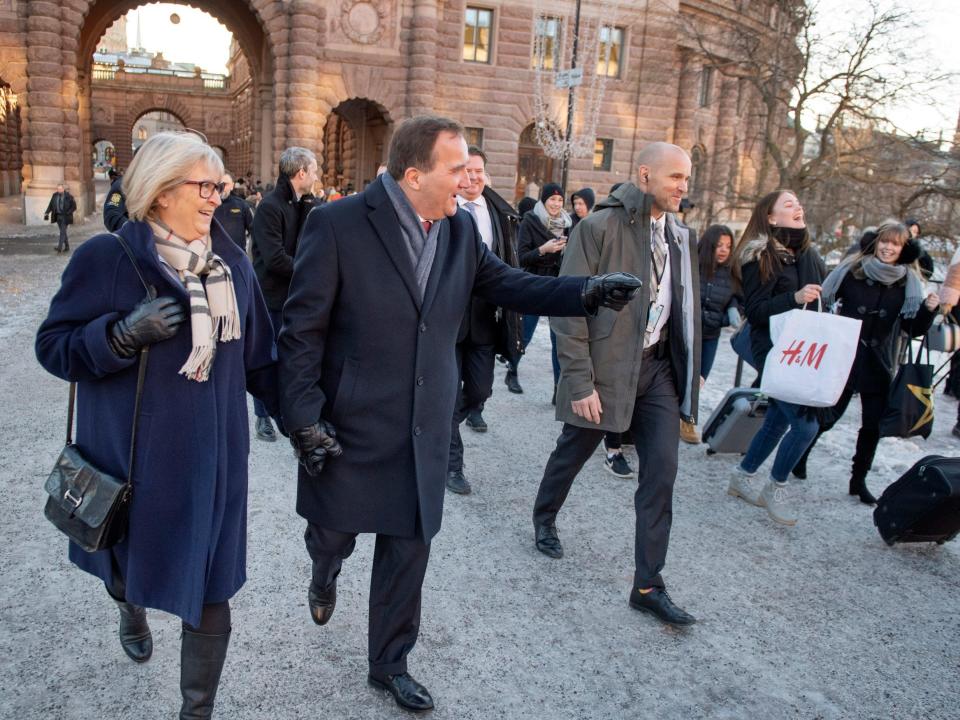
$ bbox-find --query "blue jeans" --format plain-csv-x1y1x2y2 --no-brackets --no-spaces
700,337,720,380
739,398,818,483
514,315,559,385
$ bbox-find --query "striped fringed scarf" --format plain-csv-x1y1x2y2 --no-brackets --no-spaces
149,220,241,382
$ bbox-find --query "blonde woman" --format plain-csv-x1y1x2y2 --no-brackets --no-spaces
36,131,279,718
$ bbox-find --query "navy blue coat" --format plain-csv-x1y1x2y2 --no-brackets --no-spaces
35,220,279,627
278,176,586,540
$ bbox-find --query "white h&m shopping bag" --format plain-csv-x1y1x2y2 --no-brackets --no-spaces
760,307,861,407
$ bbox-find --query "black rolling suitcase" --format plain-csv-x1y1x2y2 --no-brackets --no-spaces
874,455,960,545
702,388,768,455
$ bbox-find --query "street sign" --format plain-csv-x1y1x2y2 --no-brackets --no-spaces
554,68,583,89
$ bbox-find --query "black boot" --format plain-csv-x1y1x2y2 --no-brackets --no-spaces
180,629,231,719
848,472,877,505
849,427,879,505
113,599,153,663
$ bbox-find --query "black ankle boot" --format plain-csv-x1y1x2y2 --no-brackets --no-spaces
848,473,877,506
113,599,153,663
180,629,231,719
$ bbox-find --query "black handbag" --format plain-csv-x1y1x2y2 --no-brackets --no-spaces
879,337,934,440
43,234,153,552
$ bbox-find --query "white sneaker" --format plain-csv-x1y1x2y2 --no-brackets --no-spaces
727,466,764,506
760,481,798,526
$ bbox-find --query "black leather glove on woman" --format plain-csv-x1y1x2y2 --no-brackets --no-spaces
108,296,186,358
581,272,643,315
291,421,343,476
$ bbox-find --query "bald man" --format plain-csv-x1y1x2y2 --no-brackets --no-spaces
531,143,701,626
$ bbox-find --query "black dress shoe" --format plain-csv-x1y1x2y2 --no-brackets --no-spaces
308,579,336,625
629,588,696,626
505,371,523,394
465,409,488,432
255,416,277,442
446,470,472,495
113,599,153,663
368,672,434,712
534,522,563,558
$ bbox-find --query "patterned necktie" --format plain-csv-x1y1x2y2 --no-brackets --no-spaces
651,218,667,294
463,201,477,219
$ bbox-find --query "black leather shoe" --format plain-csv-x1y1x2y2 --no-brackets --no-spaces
465,409,487,432
534,523,563,558
446,470,472,495
308,579,336,626
629,588,696,626
113,599,153,663
368,672,434,712
505,372,523,394
255,416,277,442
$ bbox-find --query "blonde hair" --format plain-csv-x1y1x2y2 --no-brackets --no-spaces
124,132,225,221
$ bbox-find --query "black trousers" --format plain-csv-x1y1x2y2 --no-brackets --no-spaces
533,355,680,589
57,219,69,249
304,523,431,678
448,340,495,472
804,384,887,479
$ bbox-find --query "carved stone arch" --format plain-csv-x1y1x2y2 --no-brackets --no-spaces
127,99,194,133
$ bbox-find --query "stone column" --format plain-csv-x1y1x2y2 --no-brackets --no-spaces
282,0,324,150
406,0,437,116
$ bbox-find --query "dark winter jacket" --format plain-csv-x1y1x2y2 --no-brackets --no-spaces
35,220,279,627
251,174,301,311
45,191,76,225
700,265,741,340
570,187,596,229
517,210,563,277
103,176,128,232
835,267,935,390
213,191,254,250
739,236,826,376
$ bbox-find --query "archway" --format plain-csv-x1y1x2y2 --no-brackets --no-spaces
515,123,558,201
321,98,392,192
131,109,187,152
0,80,23,198
92,139,116,177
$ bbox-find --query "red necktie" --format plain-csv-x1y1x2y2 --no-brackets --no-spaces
422,220,432,234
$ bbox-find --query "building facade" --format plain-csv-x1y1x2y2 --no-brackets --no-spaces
0,0,795,226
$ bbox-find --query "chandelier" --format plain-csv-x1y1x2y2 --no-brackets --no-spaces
531,0,622,161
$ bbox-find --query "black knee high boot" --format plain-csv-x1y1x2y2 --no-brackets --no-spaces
179,628,231,719
849,427,879,505
106,584,153,663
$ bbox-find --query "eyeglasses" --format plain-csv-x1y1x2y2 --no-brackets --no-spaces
180,180,226,199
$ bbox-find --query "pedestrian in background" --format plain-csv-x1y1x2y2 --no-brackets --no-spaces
727,190,824,526
570,187,595,229
35,131,279,719
44,183,76,254
213,172,254,250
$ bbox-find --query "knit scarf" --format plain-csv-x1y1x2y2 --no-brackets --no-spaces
149,220,241,381
821,254,923,319
533,200,572,238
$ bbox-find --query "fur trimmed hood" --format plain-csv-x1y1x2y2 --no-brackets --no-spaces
737,234,792,268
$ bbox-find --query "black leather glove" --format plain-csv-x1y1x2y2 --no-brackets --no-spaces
581,272,643,315
108,296,186,358
291,421,343,476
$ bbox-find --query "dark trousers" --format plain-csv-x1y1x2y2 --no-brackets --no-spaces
511,315,560,384
449,341,495,472
253,308,283,418
304,523,431,678
56,219,69,250
802,385,887,479
533,356,680,589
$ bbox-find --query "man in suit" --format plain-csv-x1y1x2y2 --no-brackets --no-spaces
532,142,702,627
213,172,254,250
250,146,318,441
44,183,77,253
278,115,640,712
446,144,524,495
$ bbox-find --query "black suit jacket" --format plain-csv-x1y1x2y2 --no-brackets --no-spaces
278,176,586,540
251,174,300,311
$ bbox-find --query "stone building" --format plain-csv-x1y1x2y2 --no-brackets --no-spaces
0,0,797,226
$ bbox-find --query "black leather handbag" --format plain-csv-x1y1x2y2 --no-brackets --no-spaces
43,234,153,553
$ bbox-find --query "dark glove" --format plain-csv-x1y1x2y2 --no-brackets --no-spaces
108,295,186,358
291,421,343,476
581,272,642,315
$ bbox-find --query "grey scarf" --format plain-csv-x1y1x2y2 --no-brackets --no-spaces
822,254,924,319
381,172,439,299
533,200,572,238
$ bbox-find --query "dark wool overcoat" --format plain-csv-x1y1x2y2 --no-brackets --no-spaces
278,176,586,541
35,219,279,627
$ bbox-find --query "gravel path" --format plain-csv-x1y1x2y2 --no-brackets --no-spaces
1,230,957,719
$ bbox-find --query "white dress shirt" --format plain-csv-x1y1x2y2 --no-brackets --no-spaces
458,195,494,250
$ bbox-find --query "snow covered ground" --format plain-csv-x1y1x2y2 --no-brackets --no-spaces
1,226,957,719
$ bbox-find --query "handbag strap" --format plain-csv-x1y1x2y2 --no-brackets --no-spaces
65,233,155,484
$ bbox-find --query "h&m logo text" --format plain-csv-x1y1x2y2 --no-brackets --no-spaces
780,340,827,370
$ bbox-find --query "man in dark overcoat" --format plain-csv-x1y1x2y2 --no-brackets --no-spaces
213,172,254,250
250,146,318,441
44,183,77,253
278,115,640,712
446,144,524,495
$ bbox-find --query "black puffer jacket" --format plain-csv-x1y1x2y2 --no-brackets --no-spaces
517,210,563,277
835,268,934,390
700,265,741,340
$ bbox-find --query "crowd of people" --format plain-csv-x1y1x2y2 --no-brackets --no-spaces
35,118,955,717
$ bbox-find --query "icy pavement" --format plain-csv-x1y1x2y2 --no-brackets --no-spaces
1,234,958,719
